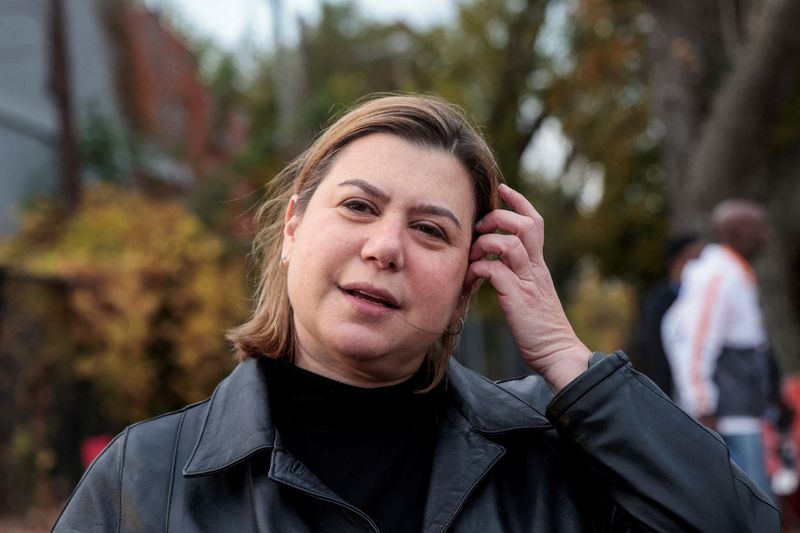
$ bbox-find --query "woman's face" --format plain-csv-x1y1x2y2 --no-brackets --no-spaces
282,133,475,387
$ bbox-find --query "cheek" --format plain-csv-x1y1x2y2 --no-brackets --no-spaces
293,216,350,260
417,254,469,306
287,220,360,294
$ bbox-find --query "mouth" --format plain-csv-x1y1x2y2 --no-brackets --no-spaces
339,284,399,309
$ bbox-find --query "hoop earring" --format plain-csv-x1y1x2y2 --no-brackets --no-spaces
445,316,464,335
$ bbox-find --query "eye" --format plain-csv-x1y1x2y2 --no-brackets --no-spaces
413,222,448,242
341,199,377,215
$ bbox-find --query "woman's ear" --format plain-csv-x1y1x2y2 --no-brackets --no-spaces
281,195,301,261
461,276,482,304
451,280,477,325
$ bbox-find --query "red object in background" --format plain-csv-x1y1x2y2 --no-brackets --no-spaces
785,377,800,465
80,434,112,470
775,377,800,530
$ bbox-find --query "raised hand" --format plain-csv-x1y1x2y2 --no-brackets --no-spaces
464,184,591,392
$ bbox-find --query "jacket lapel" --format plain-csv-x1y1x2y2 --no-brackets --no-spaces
421,359,552,532
422,406,505,532
182,357,373,519
183,358,276,477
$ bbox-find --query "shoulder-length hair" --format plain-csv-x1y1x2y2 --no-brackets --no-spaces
227,94,501,389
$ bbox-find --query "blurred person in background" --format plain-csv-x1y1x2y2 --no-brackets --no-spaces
53,96,778,532
636,233,704,398
663,199,776,496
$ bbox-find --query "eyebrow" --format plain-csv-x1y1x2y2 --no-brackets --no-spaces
338,178,462,230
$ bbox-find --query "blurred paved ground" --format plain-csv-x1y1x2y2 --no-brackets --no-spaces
0,506,60,533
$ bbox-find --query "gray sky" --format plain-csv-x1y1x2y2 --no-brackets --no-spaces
142,0,458,51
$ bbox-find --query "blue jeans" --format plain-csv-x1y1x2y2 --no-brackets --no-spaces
722,432,772,497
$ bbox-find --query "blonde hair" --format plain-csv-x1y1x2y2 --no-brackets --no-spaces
228,94,500,389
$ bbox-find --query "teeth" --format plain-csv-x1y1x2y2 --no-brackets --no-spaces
352,290,391,307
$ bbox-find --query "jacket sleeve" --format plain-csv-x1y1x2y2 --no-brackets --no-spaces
545,351,779,532
662,272,731,417
51,431,125,533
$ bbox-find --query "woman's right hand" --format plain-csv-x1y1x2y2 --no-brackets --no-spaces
464,184,590,392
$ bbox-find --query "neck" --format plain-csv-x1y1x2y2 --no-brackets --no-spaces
292,343,424,388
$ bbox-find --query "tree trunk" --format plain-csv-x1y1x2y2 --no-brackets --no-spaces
760,140,800,374
49,0,81,213
645,0,728,227
485,0,549,189
684,0,800,226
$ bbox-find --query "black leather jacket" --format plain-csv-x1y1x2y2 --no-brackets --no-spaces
53,351,778,532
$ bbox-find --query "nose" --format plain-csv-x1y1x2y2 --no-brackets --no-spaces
361,218,404,270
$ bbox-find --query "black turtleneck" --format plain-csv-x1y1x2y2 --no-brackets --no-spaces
263,357,445,533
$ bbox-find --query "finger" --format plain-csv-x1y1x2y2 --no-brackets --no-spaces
474,209,542,259
469,233,535,278
498,183,542,222
465,258,520,298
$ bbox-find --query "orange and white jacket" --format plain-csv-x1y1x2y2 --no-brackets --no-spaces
662,244,771,424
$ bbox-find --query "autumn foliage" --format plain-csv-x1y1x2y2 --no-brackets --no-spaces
0,184,246,509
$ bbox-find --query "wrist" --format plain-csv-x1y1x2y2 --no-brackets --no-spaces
535,343,592,392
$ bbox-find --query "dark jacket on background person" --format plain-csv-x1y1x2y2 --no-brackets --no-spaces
52,352,779,532
637,280,679,397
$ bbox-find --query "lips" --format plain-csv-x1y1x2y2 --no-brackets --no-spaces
339,283,399,309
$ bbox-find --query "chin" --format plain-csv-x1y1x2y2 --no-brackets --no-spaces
327,332,394,361
325,325,418,365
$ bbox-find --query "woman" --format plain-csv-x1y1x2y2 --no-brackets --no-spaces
54,95,778,532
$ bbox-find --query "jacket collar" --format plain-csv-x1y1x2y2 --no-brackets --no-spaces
445,357,551,432
183,358,276,477
183,356,551,477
